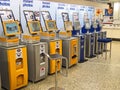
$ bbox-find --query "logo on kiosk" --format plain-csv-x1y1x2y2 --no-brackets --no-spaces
16,48,23,59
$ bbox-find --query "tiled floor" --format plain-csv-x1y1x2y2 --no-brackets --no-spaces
2,41,120,90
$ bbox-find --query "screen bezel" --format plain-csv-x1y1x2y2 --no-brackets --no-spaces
27,21,42,34
3,20,20,36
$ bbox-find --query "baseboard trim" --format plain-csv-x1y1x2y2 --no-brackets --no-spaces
112,38,120,41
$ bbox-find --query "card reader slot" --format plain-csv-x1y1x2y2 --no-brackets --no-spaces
72,55,77,59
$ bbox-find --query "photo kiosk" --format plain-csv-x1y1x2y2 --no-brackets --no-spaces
72,12,87,63
91,18,102,54
40,11,62,74
60,12,78,67
22,11,48,82
82,15,96,58
0,10,28,90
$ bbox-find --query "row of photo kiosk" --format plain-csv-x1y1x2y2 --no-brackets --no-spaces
0,10,106,90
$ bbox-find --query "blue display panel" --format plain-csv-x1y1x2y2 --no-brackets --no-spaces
5,22,19,34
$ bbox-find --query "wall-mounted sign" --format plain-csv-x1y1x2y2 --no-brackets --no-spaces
23,0,33,7
69,5,77,11
0,0,10,6
58,3,66,10
42,1,50,8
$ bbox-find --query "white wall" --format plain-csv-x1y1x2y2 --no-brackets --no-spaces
113,2,120,19
103,28,120,39
43,0,108,8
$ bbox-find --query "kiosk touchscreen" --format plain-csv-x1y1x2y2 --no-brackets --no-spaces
72,12,81,32
3,21,20,36
45,20,57,32
64,21,73,31
27,21,41,34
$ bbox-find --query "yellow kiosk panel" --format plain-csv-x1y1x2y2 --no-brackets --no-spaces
7,46,28,90
0,46,28,90
70,38,78,66
49,40,62,74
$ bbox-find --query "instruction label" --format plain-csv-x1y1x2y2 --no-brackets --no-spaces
40,67,45,77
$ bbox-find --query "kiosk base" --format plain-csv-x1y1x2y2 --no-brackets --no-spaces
0,45,28,90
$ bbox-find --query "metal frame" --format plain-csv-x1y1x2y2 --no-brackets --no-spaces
44,53,68,90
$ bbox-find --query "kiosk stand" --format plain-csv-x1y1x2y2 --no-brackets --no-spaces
0,10,28,90
44,53,68,90
82,13,96,58
72,12,87,63
91,17,102,54
40,11,62,74
95,18,107,53
22,10,48,82
59,12,79,67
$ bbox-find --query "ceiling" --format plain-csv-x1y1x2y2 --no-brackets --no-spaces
86,0,120,3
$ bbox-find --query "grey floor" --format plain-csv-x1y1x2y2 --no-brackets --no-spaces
3,41,120,90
